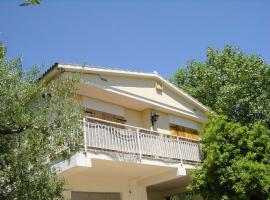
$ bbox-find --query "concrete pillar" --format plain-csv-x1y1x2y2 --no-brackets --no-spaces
127,179,148,200
137,185,148,200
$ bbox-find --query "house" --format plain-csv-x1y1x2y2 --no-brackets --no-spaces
43,63,208,200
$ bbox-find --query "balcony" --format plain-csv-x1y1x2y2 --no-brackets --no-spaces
81,117,202,164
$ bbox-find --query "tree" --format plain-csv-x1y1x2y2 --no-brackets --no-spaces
171,46,270,199
190,115,270,200
0,48,83,199
0,42,6,59
171,46,270,127
20,0,41,6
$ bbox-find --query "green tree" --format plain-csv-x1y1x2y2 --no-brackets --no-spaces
171,46,270,127
0,49,83,199
0,42,6,59
20,0,41,6
171,46,270,199
190,115,270,200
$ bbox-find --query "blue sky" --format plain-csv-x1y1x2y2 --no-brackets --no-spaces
0,1,269,77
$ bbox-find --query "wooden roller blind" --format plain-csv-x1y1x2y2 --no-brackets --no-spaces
85,108,126,124
170,124,199,141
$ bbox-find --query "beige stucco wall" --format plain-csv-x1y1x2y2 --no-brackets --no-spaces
82,96,125,117
155,111,171,135
63,176,131,200
107,76,195,113
124,108,143,127
81,95,144,127
78,73,205,118
141,109,171,134
141,109,152,130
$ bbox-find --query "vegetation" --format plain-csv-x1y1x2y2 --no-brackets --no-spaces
20,0,41,7
0,44,83,199
190,115,270,199
171,46,270,127
0,42,6,59
165,192,193,200
171,46,270,199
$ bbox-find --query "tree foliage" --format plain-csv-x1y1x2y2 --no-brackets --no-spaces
20,0,41,7
190,115,270,200
0,42,6,59
171,46,270,199
0,52,83,199
171,46,270,127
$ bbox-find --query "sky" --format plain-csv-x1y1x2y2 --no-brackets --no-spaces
0,0,269,77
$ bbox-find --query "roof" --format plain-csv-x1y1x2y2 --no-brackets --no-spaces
42,62,209,113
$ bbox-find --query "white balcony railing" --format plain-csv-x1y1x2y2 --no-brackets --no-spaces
83,117,202,163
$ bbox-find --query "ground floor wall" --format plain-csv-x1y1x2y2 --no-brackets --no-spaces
63,176,131,200
62,174,200,200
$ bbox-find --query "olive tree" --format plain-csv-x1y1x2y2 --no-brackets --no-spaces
0,47,84,199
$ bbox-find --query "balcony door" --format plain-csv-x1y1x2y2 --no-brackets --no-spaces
71,191,121,200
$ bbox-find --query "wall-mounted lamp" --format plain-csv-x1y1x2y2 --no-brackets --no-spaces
150,111,159,129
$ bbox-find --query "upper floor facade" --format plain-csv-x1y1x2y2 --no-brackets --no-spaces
45,63,208,165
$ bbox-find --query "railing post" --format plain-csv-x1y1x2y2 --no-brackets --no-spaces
137,128,142,162
160,133,163,159
83,117,87,154
177,137,183,165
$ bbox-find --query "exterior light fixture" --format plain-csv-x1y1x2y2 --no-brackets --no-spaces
150,111,159,129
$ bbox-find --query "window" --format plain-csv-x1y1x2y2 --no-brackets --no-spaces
85,108,126,124
170,124,199,141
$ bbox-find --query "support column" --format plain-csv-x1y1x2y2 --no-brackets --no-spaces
128,179,148,200
137,185,148,200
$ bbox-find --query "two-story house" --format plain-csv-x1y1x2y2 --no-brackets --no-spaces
43,63,208,200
